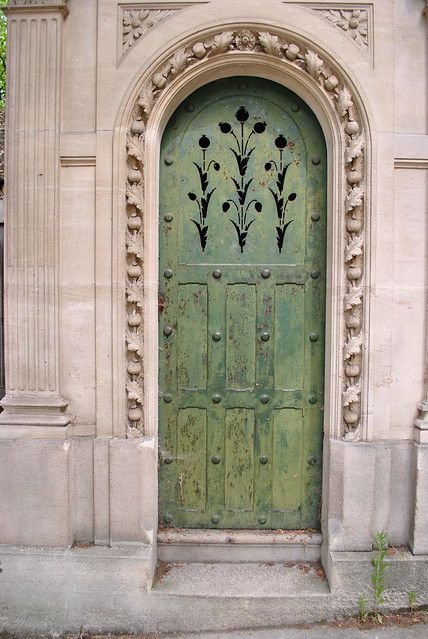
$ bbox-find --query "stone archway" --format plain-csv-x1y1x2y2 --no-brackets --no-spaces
123,27,369,448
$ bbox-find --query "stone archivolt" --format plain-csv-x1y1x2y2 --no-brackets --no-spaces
125,29,366,440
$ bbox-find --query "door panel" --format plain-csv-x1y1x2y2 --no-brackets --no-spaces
159,77,326,530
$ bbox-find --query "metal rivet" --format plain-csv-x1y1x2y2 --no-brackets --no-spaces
164,514,173,524
212,394,221,404
164,155,174,166
307,457,317,465
258,515,267,524
211,515,220,524
163,326,173,337
311,212,320,222
212,269,222,279
291,104,300,112
260,394,270,404
260,331,270,342
308,393,317,404
261,268,271,279
238,81,247,90
311,157,321,165
211,455,221,465
310,269,320,279
185,103,195,112
259,456,268,465
164,214,173,222
309,332,319,342
163,394,172,403
164,457,173,464
164,268,174,279
212,332,222,342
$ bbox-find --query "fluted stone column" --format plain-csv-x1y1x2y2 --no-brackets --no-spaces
0,0,70,436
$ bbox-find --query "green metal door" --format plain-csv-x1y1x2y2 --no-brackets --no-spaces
159,77,326,530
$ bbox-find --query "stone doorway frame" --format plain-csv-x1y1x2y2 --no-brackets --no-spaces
113,23,372,554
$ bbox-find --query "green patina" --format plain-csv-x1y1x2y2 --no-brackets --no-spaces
159,77,326,530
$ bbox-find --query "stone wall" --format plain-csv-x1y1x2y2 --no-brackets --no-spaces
0,0,427,632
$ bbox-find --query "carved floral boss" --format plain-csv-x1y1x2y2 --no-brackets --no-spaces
125,29,366,440
188,106,296,253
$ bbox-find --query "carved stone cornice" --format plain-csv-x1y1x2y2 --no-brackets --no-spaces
124,29,367,440
5,0,68,17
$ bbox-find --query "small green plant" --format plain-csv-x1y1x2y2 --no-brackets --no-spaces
358,594,368,621
371,530,389,623
408,590,418,611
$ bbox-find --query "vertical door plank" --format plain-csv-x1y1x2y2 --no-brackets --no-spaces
274,284,304,390
226,284,256,389
177,284,208,389
176,408,207,511
272,408,303,515
224,408,255,511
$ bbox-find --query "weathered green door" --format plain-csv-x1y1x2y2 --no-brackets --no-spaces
159,77,326,530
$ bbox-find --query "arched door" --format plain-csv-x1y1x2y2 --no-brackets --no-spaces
159,77,326,530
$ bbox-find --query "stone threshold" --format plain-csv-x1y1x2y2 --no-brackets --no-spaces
157,528,322,563
152,560,330,598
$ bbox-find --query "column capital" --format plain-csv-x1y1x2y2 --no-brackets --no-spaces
414,400,428,444
5,1,68,17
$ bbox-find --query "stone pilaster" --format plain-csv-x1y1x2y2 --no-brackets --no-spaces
0,0,70,435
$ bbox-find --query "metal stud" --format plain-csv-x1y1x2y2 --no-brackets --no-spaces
164,514,173,524
164,214,173,222
212,269,222,279
185,103,195,112
261,268,271,279
258,515,267,524
163,394,172,403
291,104,300,112
310,269,320,279
211,515,220,524
164,155,174,166
238,81,247,90
212,394,222,404
212,332,222,342
309,332,319,342
260,331,270,342
164,268,174,279
163,326,173,337
259,456,268,465
211,455,221,465
164,457,173,464
311,212,320,222
308,393,317,404
260,394,270,404
307,457,317,465
311,157,321,166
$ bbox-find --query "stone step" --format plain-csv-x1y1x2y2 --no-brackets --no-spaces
152,560,330,597
158,530,322,563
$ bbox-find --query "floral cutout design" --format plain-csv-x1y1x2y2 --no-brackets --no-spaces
220,106,265,252
188,135,220,251
265,135,297,253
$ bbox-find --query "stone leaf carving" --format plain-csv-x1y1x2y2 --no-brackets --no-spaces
343,383,361,406
122,8,177,54
125,28,366,438
315,8,369,52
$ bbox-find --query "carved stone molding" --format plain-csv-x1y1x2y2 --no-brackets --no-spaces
125,29,367,440
313,7,369,53
121,7,178,57
6,0,69,16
